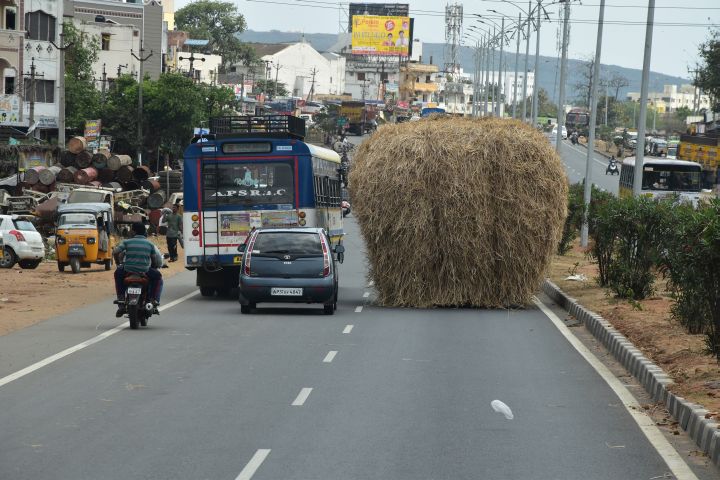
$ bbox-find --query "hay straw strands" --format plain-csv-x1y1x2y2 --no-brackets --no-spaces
349,117,568,308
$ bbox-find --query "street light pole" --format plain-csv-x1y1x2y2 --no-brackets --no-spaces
497,17,505,117
490,27,496,116
555,0,571,152
521,0,531,122
513,13,521,119
531,0,542,126
581,0,606,247
633,0,656,197
131,40,153,166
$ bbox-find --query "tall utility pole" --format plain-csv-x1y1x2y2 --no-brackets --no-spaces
513,13,522,119
50,29,73,147
496,18,505,117
531,0,542,126
131,41,153,166
117,63,128,78
581,0,606,247
633,0,656,197
555,0,571,152
521,1,531,121
100,64,108,102
23,58,44,133
604,81,609,125
306,67,318,102
273,62,281,99
484,34,491,116
490,27,496,116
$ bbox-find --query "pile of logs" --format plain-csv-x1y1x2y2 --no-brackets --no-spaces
21,136,182,200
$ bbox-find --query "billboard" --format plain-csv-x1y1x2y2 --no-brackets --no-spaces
349,3,409,29
351,15,411,56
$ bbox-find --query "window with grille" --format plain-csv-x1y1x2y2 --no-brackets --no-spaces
23,79,55,103
25,10,56,41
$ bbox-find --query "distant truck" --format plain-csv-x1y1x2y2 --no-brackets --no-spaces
340,101,365,135
677,134,720,190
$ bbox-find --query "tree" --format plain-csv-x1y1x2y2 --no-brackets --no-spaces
573,56,595,107
253,79,289,98
695,29,720,111
607,72,630,101
62,22,101,133
174,0,249,72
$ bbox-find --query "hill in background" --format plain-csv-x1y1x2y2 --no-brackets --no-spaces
238,30,691,103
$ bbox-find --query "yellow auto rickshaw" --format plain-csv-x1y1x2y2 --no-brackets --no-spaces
56,202,114,273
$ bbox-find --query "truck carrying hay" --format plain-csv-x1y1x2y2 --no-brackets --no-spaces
349,117,568,308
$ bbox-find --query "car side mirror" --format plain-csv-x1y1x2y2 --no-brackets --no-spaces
237,244,247,253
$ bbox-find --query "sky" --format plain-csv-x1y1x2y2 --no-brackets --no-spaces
173,0,720,79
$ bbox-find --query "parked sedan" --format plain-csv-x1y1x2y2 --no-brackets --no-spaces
0,215,45,269
237,228,343,315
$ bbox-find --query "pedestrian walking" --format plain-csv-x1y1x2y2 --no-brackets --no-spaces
162,204,183,262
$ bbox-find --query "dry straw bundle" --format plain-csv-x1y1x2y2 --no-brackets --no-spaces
349,117,568,308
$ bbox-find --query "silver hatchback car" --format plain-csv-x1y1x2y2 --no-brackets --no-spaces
237,228,344,315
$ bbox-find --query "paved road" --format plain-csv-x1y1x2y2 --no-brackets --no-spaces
1,215,718,479
556,139,620,195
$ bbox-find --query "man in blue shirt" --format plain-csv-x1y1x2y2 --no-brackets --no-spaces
113,222,164,317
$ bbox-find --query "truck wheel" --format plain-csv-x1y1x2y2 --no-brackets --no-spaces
200,287,215,297
70,257,81,274
0,248,17,269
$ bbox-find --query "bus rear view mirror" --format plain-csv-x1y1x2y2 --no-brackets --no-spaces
237,244,247,253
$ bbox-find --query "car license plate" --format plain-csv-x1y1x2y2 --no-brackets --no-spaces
271,287,303,296
127,287,142,295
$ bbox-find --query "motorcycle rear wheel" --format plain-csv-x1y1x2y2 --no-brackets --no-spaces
128,304,140,330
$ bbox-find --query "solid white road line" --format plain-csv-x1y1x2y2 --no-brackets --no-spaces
343,325,354,334
235,449,271,480
363,292,370,298
0,289,200,390
291,387,313,406
355,306,363,313
323,351,338,363
534,298,699,480
566,143,610,168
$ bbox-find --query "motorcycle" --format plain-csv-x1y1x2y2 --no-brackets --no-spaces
115,270,156,329
342,200,351,218
570,133,579,145
606,159,619,175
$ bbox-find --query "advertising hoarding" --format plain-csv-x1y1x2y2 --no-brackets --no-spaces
348,3,409,29
351,15,411,56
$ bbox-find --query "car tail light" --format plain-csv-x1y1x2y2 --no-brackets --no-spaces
8,230,25,242
244,234,257,276
319,234,330,277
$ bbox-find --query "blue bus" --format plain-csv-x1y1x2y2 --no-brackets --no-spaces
182,115,344,296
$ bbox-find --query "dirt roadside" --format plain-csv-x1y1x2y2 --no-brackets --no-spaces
0,236,188,336
549,242,720,415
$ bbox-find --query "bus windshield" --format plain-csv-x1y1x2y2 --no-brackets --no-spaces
203,162,295,206
641,165,701,192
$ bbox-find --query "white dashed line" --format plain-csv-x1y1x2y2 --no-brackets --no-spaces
291,387,313,406
323,351,338,363
235,449,271,480
355,306,363,313
362,292,370,298
343,325,354,334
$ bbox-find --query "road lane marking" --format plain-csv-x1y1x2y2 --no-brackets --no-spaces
534,297,699,480
0,289,200,390
235,449,271,480
343,325,354,334
323,351,338,363
362,292,370,298
368,280,374,287
291,387,313,406
566,142,612,168
355,306,363,313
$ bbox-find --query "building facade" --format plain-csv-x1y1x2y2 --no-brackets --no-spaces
626,84,711,113
399,61,438,103
0,0,25,128
65,0,163,80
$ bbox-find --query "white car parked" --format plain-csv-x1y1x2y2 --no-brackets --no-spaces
551,125,568,140
0,215,45,269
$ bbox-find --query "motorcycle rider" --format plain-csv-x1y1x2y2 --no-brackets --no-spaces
606,155,618,175
113,222,164,317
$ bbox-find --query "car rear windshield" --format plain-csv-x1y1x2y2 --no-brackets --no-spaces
13,220,37,231
253,232,322,255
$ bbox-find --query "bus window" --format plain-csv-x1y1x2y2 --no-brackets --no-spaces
641,167,701,192
202,163,295,206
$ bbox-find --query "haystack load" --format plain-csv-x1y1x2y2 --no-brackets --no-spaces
349,117,568,308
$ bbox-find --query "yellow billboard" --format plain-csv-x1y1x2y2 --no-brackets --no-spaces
351,15,411,56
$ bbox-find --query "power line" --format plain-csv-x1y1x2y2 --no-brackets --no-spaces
244,1,719,27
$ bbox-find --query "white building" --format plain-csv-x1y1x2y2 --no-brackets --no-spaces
73,18,141,89
236,41,346,98
627,84,711,113
24,0,64,131
344,59,400,101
